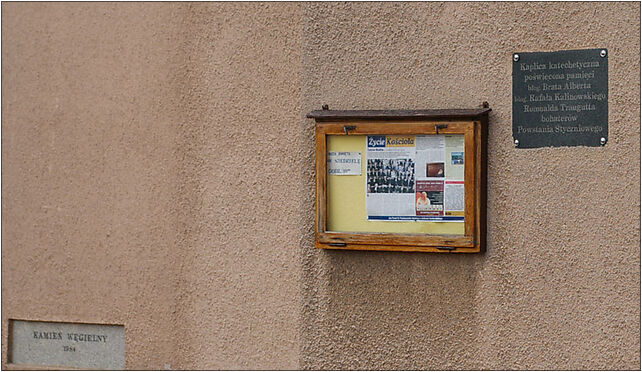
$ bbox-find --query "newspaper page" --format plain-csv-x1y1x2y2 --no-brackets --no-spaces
366,134,465,222
365,136,417,220
415,134,465,221
443,135,465,218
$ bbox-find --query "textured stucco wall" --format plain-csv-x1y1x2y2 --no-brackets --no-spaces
300,2,640,370
168,3,302,369
2,3,301,369
2,3,188,369
2,2,640,370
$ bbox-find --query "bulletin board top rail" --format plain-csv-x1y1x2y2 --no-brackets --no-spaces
307,108,491,122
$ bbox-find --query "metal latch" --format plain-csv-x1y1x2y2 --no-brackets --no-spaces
344,125,356,135
435,124,448,134
436,246,456,250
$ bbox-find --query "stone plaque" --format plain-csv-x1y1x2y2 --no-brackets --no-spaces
512,48,608,148
9,320,125,369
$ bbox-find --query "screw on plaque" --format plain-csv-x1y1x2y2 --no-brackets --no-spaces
600,50,607,58
514,139,519,147
600,137,607,145
513,54,519,62
322,104,329,110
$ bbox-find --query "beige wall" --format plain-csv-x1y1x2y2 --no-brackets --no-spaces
2,2,639,370
2,3,301,369
301,2,640,370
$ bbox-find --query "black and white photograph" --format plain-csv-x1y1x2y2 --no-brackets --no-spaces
366,158,415,193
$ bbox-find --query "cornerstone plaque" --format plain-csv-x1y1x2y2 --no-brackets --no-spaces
512,48,608,148
9,319,125,369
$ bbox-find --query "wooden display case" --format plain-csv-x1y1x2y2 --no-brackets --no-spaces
307,108,490,253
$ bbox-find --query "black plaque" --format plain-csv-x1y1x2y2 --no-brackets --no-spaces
512,48,608,148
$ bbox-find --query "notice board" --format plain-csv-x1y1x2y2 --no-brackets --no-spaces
327,134,465,235
307,108,490,253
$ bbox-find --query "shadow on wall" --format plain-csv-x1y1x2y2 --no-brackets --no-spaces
316,249,482,370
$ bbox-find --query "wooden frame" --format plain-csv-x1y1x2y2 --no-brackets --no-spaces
307,108,490,253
